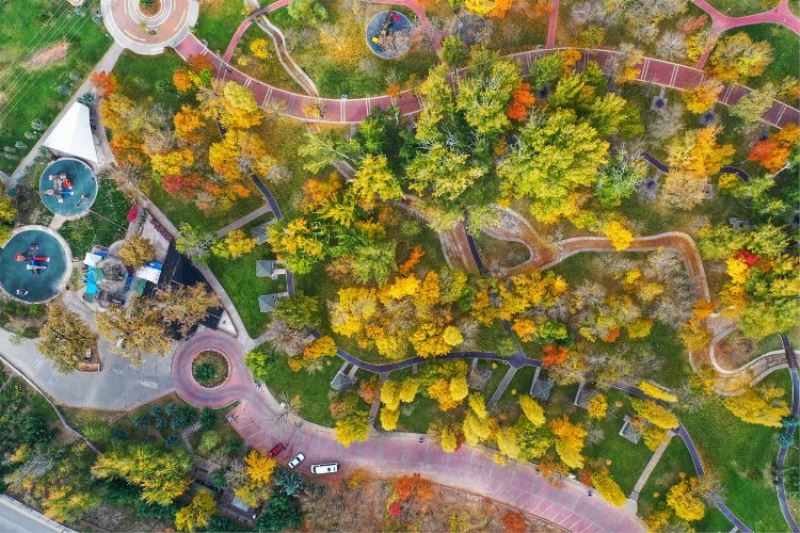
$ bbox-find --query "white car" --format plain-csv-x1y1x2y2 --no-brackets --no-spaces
288,453,305,469
311,462,338,474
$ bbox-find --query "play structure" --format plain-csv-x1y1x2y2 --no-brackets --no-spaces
366,11,413,59
39,157,98,218
0,227,70,303
14,244,52,274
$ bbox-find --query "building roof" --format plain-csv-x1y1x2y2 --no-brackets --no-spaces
531,379,554,401
330,372,355,391
259,293,280,312
42,103,99,164
256,260,276,277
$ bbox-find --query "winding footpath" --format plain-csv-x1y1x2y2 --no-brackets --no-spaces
173,36,800,128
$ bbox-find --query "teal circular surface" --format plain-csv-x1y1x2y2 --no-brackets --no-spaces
0,229,68,303
39,158,98,217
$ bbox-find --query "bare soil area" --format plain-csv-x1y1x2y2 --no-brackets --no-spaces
26,41,69,70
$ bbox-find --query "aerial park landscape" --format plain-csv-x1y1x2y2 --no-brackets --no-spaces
0,0,798,531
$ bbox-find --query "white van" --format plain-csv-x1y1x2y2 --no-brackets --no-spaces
311,462,338,474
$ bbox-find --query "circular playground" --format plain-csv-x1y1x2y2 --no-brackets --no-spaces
366,11,413,59
0,226,72,304
39,157,98,219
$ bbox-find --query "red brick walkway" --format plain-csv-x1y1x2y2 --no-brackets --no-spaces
173,36,800,128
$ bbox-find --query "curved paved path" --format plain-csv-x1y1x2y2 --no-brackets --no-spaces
101,0,199,55
776,335,800,533
172,36,800,128
172,330,644,533
692,0,800,35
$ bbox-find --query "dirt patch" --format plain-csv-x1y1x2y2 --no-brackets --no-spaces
716,331,757,370
26,41,69,70
301,469,566,532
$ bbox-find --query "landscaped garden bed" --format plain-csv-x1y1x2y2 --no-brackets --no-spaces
192,350,230,388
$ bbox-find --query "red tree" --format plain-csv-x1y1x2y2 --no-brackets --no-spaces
90,71,118,97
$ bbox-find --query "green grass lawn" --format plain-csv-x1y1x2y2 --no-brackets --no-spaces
676,371,790,532
708,0,768,16
258,354,340,427
111,49,191,108
207,243,285,337
0,0,111,173
731,24,800,87
637,437,732,532
60,177,130,257
195,0,250,53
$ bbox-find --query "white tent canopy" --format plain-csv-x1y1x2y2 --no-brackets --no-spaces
42,102,99,164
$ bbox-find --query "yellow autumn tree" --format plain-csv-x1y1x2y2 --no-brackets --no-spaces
219,81,262,130
666,477,706,522
640,381,678,403
381,379,401,411
518,395,546,426
150,149,194,177
398,378,420,403
496,425,521,459
175,488,216,532
449,375,470,402
211,229,257,259
723,386,790,427
683,78,723,114
591,467,627,507
667,127,735,179
604,220,634,251
587,393,608,420
632,399,679,430
380,407,400,431
250,38,271,60
549,416,587,469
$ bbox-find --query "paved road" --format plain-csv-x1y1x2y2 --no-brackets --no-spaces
172,330,645,533
0,495,74,533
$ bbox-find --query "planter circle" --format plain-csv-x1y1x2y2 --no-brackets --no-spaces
366,10,413,59
191,350,231,389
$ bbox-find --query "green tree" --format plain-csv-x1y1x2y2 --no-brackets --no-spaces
273,291,320,329
256,493,302,532
498,108,609,224
287,0,327,25
37,303,96,373
408,143,485,203
730,84,777,124
595,152,647,208
440,35,469,67
92,443,192,505
350,241,397,286
176,223,216,264
455,50,520,137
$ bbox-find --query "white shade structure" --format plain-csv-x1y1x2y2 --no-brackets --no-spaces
42,102,99,164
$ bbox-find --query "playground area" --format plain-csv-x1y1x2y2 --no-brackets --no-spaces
0,227,71,303
39,158,98,219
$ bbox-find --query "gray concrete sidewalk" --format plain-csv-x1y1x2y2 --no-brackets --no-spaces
0,328,174,411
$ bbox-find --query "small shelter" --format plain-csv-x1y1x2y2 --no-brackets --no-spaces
256,259,286,279
258,292,289,313
42,102,99,164
531,379,554,401
619,415,642,444
250,219,276,245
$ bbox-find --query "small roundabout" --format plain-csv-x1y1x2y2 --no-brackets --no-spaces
0,225,72,304
39,157,98,219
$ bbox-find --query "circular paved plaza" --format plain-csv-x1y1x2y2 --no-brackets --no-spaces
101,0,199,55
